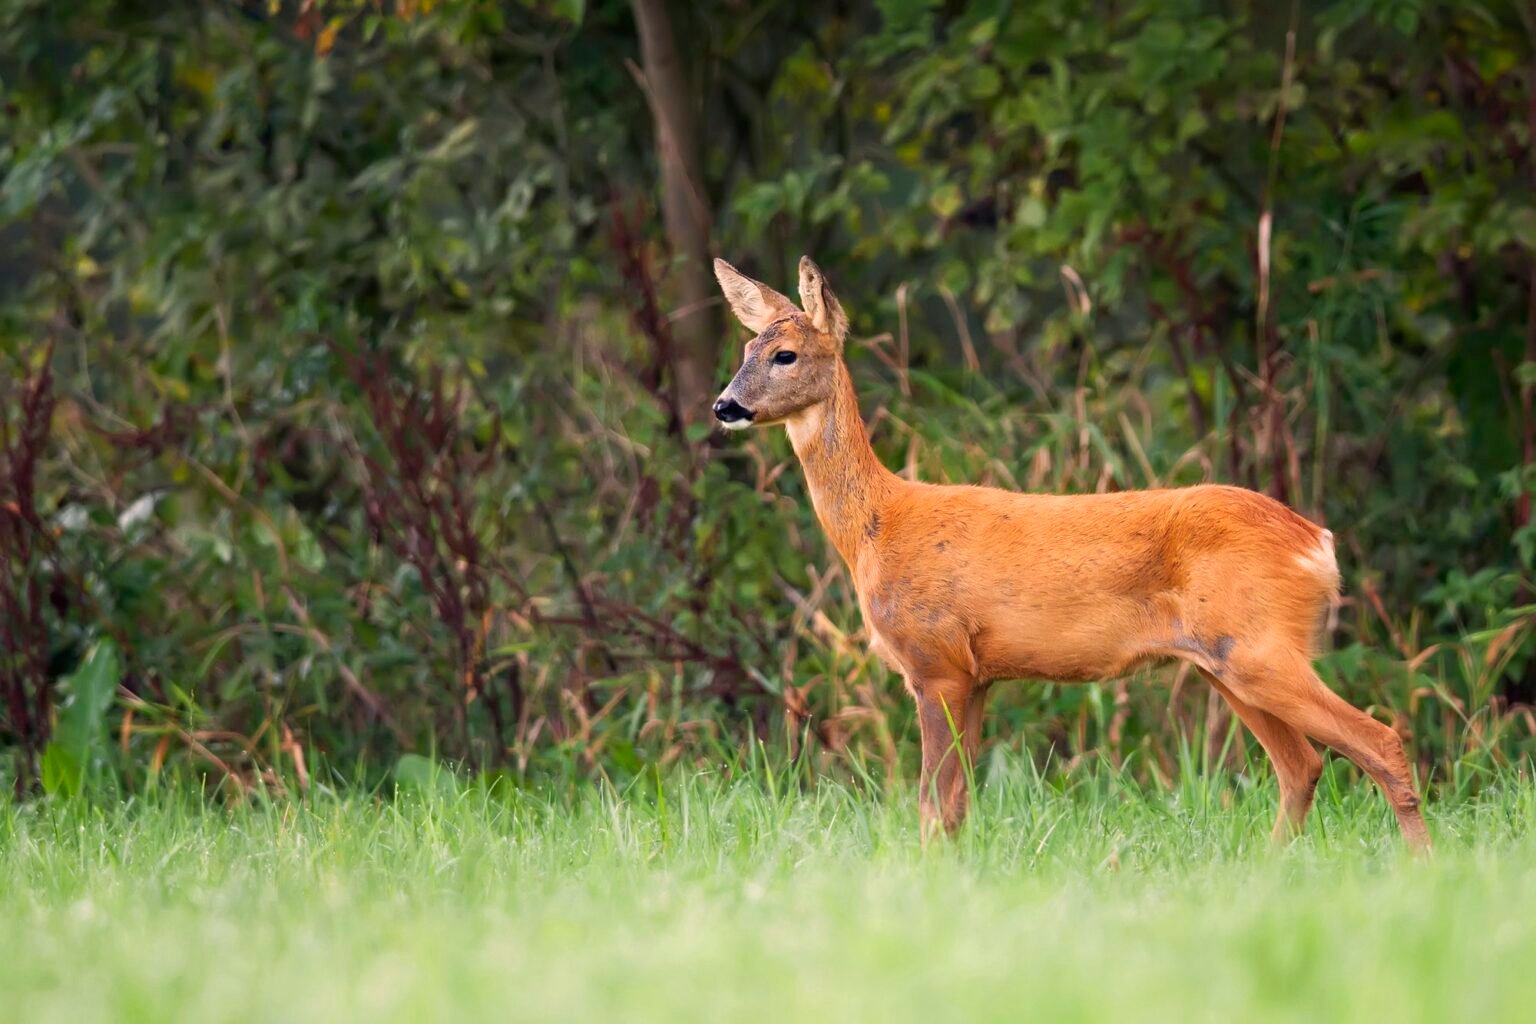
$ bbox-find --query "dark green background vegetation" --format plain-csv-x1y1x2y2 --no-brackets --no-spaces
3,0,1534,798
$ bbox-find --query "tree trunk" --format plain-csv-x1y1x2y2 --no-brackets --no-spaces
630,0,717,423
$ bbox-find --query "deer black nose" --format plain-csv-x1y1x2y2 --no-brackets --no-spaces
713,398,752,424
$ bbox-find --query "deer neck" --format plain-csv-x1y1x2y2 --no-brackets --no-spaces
785,361,896,567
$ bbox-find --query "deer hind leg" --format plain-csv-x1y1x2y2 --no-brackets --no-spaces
1202,670,1322,842
1224,648,1431,851
911,676,977,842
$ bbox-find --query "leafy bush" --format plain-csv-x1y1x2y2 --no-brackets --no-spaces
1,0,1532,796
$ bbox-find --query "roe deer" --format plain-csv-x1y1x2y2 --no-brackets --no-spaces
711,255,1430,850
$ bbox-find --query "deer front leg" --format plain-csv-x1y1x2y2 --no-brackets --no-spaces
944,682,991,816
912,676,977,842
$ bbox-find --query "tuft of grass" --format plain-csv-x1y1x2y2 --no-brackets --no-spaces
2,764,1534,1023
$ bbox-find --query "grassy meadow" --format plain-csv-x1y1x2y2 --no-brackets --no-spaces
6,8,1536,1022
4,760,1535,1024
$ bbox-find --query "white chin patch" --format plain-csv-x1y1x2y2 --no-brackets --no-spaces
720,419,753,432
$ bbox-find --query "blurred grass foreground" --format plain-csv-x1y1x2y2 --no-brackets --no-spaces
3,1,1536,799
4,768,1536,1023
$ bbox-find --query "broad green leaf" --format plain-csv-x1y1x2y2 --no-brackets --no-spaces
395,754,458,798
41,639,121,797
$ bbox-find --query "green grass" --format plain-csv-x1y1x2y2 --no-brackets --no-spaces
3,760,1535,1023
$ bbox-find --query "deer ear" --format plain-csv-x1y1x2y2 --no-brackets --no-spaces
798,256,848,345
713,258,796,334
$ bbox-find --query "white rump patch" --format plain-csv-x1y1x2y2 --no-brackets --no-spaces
1295,529,1339,581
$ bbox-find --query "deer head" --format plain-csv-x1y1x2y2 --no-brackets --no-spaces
712,256,849,429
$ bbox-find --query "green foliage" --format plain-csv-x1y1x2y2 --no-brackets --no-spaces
1,0,1533,794
39,640,121,797
394,753,459,798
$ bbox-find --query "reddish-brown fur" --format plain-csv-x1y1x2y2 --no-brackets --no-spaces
713,255,1430,849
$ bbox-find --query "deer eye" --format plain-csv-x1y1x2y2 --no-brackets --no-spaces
772,350,797,366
